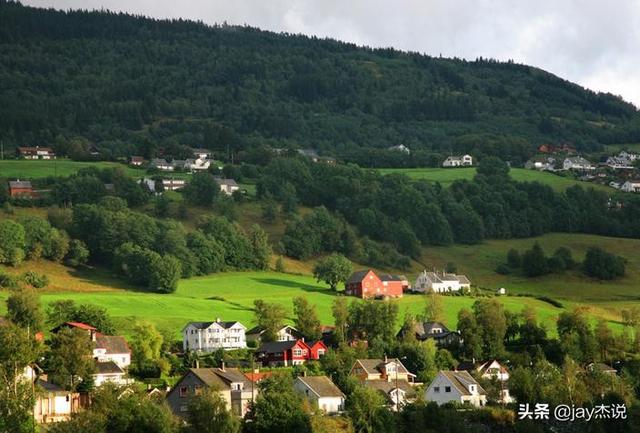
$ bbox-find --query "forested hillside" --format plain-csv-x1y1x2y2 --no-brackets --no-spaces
1,1,640,166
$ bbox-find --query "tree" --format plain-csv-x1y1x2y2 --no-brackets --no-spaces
183,172,219,206
583,247,625,280
0,322,41,433
6,287,44,332
65,239,90,266
312,253,352,290
130,322,164,373
148,254,182,293
0,219,26,266
457,308,482,360
522,242,549,277
346,386,395,433
185,388,240,433
253,300,286,342
47,327,96,390
332,297,349,345
246,374,311,433
424,292,444,323
476,156,510,178
248,224,271,270
292,297,321,341
348,301,398,345
506,248,521,268
472,299,507,359
186,231,225,275
45,300,116,334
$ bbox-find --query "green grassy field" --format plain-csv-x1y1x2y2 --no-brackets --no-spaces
376,167,614,193
0,270,571,339
0,159,147,179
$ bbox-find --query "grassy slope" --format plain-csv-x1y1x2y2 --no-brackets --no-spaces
376,167,614,193
0,159,148,179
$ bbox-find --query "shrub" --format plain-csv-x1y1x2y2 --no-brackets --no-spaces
583,247,625,280
21,271,49,289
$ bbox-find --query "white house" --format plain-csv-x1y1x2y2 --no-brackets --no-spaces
605,156,634,169
413,270,471,293
92,361,131,387
457,360,513,403
150,158,175,171
388,144,411,155
184,157,211,171
619,151,639,162
524,157,556,171
294,375,345,415
215,178,240,195
442,154,473,167
621,180,640,193
563,156,595,171
192,148,213,160
246,325,302,344
424,371,487,407
33,378,82,423
94,334,131,369
182,320,247,352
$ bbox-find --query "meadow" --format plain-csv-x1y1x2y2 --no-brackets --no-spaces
0,159,145,178
376,167,614,193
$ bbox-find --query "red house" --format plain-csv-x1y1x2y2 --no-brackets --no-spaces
255,339,310,367
8,180,33,198
307,340,328,360
344,270,403,299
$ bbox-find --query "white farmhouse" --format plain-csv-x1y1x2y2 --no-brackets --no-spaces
424,370,487,407
442,154,473,167
183,319,247,352
294,375,345,414
246,324,302,344
413,270,471,293
92,361,131,387
621,180,640,193
563,156,595,171
94,334,131,369
215,178,240,195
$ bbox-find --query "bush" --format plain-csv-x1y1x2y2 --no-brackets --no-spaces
21,271,49,289
506,249,521,268
495,263,511,275
0,270,20,289
583,247,625,280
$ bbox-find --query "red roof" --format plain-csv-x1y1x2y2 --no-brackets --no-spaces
66,322,97,331
244,371,273,383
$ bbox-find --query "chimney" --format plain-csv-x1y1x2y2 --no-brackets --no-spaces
195,359,200,369
216,318,221,323
221,361,225,372
384,354,388,363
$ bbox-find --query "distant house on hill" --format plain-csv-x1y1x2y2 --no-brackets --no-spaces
215,178,240,195
456,359,513,403
344,269,404,299
524,157,556,171
563,156,595,171
424,370,487,407
8,180,33,198
16,146,56,159
538,144,576,154
150,158,175,171
350,357,417,410
413,270,470,293
255,340,310,367
397,321,462,348
605,156,634,169
246,325,302,344
620,180,640,193
388,144,411,154
192,148,213,160
442,154,473,167
182,319,247,352
129,156,145,166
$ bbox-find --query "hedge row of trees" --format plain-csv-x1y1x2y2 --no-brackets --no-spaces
258,157,640,261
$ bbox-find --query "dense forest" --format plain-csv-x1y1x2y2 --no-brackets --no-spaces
1,1,640,167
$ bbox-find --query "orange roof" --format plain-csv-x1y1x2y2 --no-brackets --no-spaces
66,322,96,330
244,371,273,383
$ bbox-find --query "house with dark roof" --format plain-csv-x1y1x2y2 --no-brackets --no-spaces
345,269,404,299
255,340,311,367
294,375,345,414
94,335,131,369
8,180,33,197
246,324,302,344
413,270,471,293
456,359,512,403
182,319,247,352
215,178,240,195
307,340,328,360
92,360,130,387
350,358,417,410
167,367,256,417
150,158,175,171
16,146,55,159
129,156,145,166
397,321,462,348
424,370,487,407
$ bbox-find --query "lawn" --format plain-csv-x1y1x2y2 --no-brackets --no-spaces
0,268,620,340
376,167,614,193
0,159,146,179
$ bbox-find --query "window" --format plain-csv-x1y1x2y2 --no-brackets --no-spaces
293,349,302,356
179,386,188,397
194,386,203,396
469,385,475,392
445,386,451,393
317,349,325,357
433,387,440,393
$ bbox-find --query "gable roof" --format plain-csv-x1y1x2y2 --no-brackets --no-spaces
244,371,273,383
94,361,124,375
52,322,96,332
355,358,411,376
246,324,298,336
188,368,230,389
256,340,308,354
439,371,486,396
306,340,328,350
183,321,245,332
379,273,403,282
212,368,251,386
297,376,345,398
346,270,373,284
95,335,130,355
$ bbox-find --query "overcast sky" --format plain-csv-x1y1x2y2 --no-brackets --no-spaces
23,0,640,107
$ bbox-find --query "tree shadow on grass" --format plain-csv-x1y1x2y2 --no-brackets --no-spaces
251,278,332,294
205,296,253,312
68,266,146,292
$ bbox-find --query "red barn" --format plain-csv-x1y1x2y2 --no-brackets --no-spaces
8,180,33,198
344,270,403,299
255,339,310,367
307,340,328,360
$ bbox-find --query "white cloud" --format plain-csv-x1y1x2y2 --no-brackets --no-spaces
23,0,640,106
